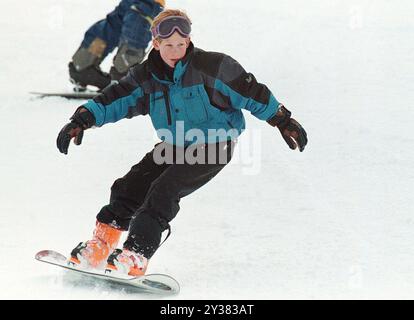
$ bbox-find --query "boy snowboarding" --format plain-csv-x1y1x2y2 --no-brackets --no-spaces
56,9,308,277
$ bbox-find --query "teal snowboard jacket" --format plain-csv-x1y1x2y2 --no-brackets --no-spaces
83,42,282,146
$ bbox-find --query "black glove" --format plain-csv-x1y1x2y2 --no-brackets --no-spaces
267,104,308,152
56,108,96,154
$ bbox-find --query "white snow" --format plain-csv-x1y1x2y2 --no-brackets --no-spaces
1,0,414,299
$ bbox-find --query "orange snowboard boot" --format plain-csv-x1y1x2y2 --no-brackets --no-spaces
105,248,148,277
69,221,122,269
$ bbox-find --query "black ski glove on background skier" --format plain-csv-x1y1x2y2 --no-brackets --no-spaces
57,108,95,154
268,105,308,152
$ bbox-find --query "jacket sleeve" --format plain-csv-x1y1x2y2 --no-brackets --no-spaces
214,55,282,122
82,72,148,127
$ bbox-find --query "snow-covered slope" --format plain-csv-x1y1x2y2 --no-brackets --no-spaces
1,0,413,299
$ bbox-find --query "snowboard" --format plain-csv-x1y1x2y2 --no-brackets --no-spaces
30,91,99,100
35,250,180,295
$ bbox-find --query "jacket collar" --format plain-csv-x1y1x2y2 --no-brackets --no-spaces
148,42,194,84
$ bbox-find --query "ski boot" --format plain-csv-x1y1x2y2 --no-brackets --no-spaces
69,221,122,269
69,62,111,91
105,248,148,277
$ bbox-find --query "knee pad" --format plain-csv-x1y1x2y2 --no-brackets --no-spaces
72,38,107,71
112,44,145,74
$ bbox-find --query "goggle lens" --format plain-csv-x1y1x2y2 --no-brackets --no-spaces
152,16,191,39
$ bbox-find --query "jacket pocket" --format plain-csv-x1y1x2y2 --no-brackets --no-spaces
162,91,172,125
183,87,208,124
150,92,170,128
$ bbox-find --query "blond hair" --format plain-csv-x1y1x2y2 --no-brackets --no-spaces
151,9,192,41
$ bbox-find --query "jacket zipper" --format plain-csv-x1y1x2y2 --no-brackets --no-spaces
163,90,172,126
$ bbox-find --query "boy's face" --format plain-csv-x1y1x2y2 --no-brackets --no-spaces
153,32,190,68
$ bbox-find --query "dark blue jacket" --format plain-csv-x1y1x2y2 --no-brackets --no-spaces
83,43,282,146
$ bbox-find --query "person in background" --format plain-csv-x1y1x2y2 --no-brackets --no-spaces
69,0,165,91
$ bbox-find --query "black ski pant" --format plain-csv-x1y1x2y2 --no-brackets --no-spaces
97,140,235,258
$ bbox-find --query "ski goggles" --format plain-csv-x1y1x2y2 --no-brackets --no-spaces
151,16,192,39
